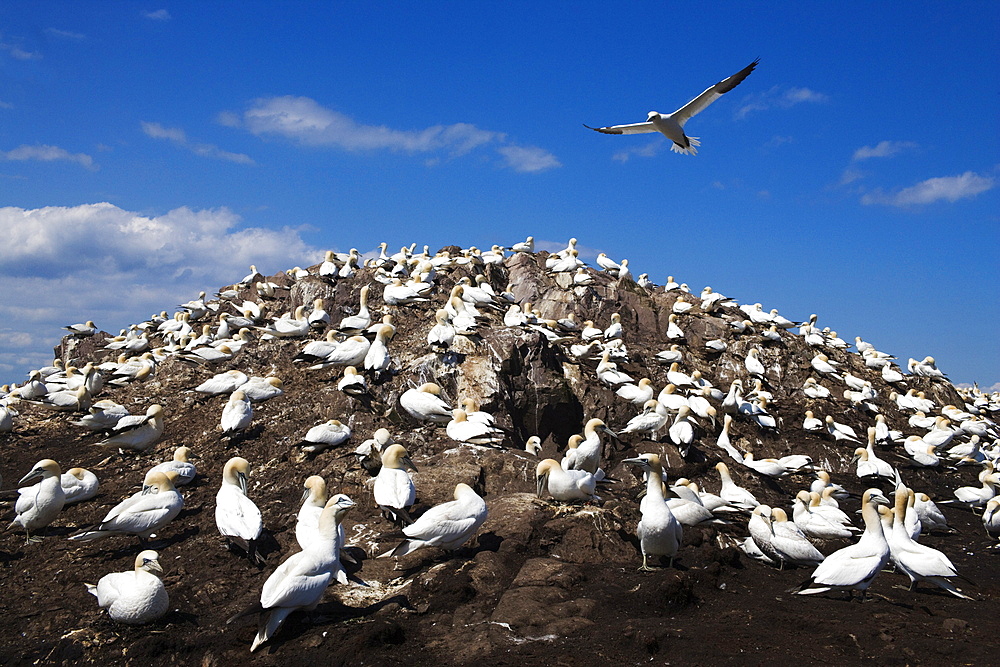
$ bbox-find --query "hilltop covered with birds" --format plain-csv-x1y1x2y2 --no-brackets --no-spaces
1,237,999,665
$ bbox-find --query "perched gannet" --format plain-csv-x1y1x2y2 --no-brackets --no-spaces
510,236,534,253
984,499,1000,542
353,428,393,476
85,550,168,624
373,444,417,526
796,489,891,599
618,399,668,439
524,435,542,456
363,323,394,374
306,335,371,370
852,447,895,481
716,415,743,462
768,507,825,568
914,492,953,533
623,454,682,569
668,405,697,455
744,348,766,378
235,495,356,652
70,471,183,543
148,447,197,486
536,459,599,503
715,462,759,509
194,369,249,396
792,491,856,540
11,459,66,541
950,470,998,508
240,376,284,402
60,467,100,504
810,470,850,502
447,409,504,446
825,415,860,443
380,483,488,558
338,285,372,332
64,320,98,336
97,404,165,453
399,383,453,423
427,309,456,352
802,377,831,399
336,366,368,397
220,390,253,437
585,58,759,154
297,419,351,454
296,476,342,551
216,457,265,565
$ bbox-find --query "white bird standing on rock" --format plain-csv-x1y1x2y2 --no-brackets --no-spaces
379,483,488,558
623,453,682,569
373,444,417,526
216,457,265,566
11,459,66,542
536,459,600,503
585,59,759,155
233,495,356,652
85,550,169,624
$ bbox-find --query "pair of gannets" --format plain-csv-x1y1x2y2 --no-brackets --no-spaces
379,483,488,558
216,457,265,565
562,418,615,476
70,471,183,543
446,408,504,446
86,550,169,624
233,495,356,652
11,459,66,541
748,504,824,568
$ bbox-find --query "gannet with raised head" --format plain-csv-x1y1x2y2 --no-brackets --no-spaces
623,453,682,569
11,459,66,541
373,444,417,526
216,457,265,566
234,495,355,652
85,550,168,624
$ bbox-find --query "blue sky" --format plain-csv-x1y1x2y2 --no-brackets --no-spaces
1,2,997,388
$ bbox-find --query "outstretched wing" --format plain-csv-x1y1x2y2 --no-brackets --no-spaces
672,58,759,126
584,121,656,135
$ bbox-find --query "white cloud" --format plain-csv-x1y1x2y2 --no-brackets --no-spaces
852,140,918,161
233,95,559,172
497,145,561,173
0,203,319,384
1,144,96,170
144,9,172,20
0,41,41,60
612,139,664,162
0,100,13,110
141,121,255,165
736,85,829,118
861,171,995,207
45,28,86,40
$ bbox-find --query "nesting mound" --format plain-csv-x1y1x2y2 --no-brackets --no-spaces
1,247,997,666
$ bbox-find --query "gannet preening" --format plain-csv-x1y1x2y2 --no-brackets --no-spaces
623,454,682,569
216,457,265,566
11,459,66,541
536,459,600,503
70,471,183,543
148,446,197,486
220,390,253,437
97,404,165,453
297,419,352,454
232,495,356,652
795,489,891,599
60,467,100,504
353,428,392,476
85,550,168,624
399,383,454,423
373,444,417,526
379,483,487,558
585,59,759,155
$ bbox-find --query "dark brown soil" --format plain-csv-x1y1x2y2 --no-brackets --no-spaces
1,250,996,666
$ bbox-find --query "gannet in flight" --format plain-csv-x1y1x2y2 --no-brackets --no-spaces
585,59,759,155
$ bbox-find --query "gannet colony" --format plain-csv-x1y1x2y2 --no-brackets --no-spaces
1,238,998,664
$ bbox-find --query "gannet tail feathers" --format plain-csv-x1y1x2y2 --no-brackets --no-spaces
669,137,700,155
379,505,414,527
251,607,294,653
380,538,422,559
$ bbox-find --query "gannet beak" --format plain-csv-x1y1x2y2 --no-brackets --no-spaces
600,424,622,442
535,472,548,498
18,468,43,485
621,457,646,467
238,471,249,495
145,557,164,574
869,491,891,507
401,456,418,473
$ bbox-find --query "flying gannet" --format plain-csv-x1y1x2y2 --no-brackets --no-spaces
585,59,759,154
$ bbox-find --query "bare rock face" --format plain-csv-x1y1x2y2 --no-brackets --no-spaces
1,244,995,666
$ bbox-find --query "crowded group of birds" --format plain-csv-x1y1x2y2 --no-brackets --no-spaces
2,234,999,654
